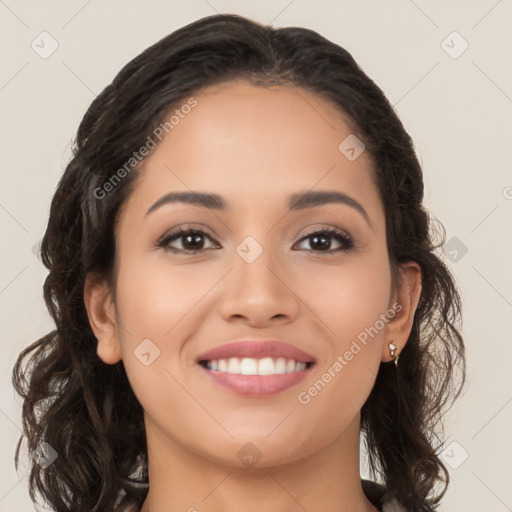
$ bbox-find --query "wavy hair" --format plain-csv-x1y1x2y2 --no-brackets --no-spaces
12,13,465,512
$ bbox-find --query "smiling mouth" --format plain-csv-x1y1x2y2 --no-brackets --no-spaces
199,357,315,375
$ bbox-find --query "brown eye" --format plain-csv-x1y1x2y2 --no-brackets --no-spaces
158,228,219,253
293,229,354,253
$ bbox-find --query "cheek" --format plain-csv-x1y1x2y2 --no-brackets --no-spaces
292,250,391,436
302,249,392,347
114,256,210,343
112,260,213,440
112,257,212,396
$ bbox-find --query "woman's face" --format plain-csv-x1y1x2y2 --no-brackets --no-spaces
91,81,411,467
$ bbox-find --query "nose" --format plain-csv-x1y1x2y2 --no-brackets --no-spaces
218,246,300,328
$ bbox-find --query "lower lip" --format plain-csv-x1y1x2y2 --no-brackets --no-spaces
199,365,313,397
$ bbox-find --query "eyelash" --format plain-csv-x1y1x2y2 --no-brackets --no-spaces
156,226,355,255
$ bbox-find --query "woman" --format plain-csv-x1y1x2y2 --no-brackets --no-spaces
12,13,466,512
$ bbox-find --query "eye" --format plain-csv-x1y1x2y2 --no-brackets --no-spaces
293,228,354,253
157,227,219,254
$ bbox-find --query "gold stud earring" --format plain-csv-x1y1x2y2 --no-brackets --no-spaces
388,342,399,367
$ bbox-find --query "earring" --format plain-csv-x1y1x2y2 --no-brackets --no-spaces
388,342,399,367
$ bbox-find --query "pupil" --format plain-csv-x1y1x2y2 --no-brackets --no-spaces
312,234,330,250
184,233,203,250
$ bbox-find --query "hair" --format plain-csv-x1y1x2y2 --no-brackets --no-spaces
12,13,465,512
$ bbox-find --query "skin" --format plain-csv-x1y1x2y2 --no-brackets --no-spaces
84,81,421,512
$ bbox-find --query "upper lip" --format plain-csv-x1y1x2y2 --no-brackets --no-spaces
196,339,316,363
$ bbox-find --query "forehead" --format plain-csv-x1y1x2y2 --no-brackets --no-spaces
124,81,379,215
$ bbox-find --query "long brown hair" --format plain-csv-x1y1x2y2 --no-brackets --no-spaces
12,13,465,512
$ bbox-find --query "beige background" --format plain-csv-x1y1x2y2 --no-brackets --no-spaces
1,1,511,510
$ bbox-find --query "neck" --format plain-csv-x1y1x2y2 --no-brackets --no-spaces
139,414,378,512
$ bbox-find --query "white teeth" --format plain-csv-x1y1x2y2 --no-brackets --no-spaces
205,357,310,375
274,357,286,374
240,358,257,375
227,357,241,374
286,359,296,373
258,357,274,375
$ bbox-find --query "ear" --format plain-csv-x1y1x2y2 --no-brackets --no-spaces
381,261,422,362
83,273,122,364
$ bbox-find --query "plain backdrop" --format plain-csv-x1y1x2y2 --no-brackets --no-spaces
1,1,511,511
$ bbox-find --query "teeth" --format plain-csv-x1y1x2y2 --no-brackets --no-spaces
274,357,286,374
240,358,257,375
227,357,241,374
205,357,309,375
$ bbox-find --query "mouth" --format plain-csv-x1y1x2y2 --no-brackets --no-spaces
196,340,316,397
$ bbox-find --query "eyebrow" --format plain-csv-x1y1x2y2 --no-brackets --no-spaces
145,190,372,228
